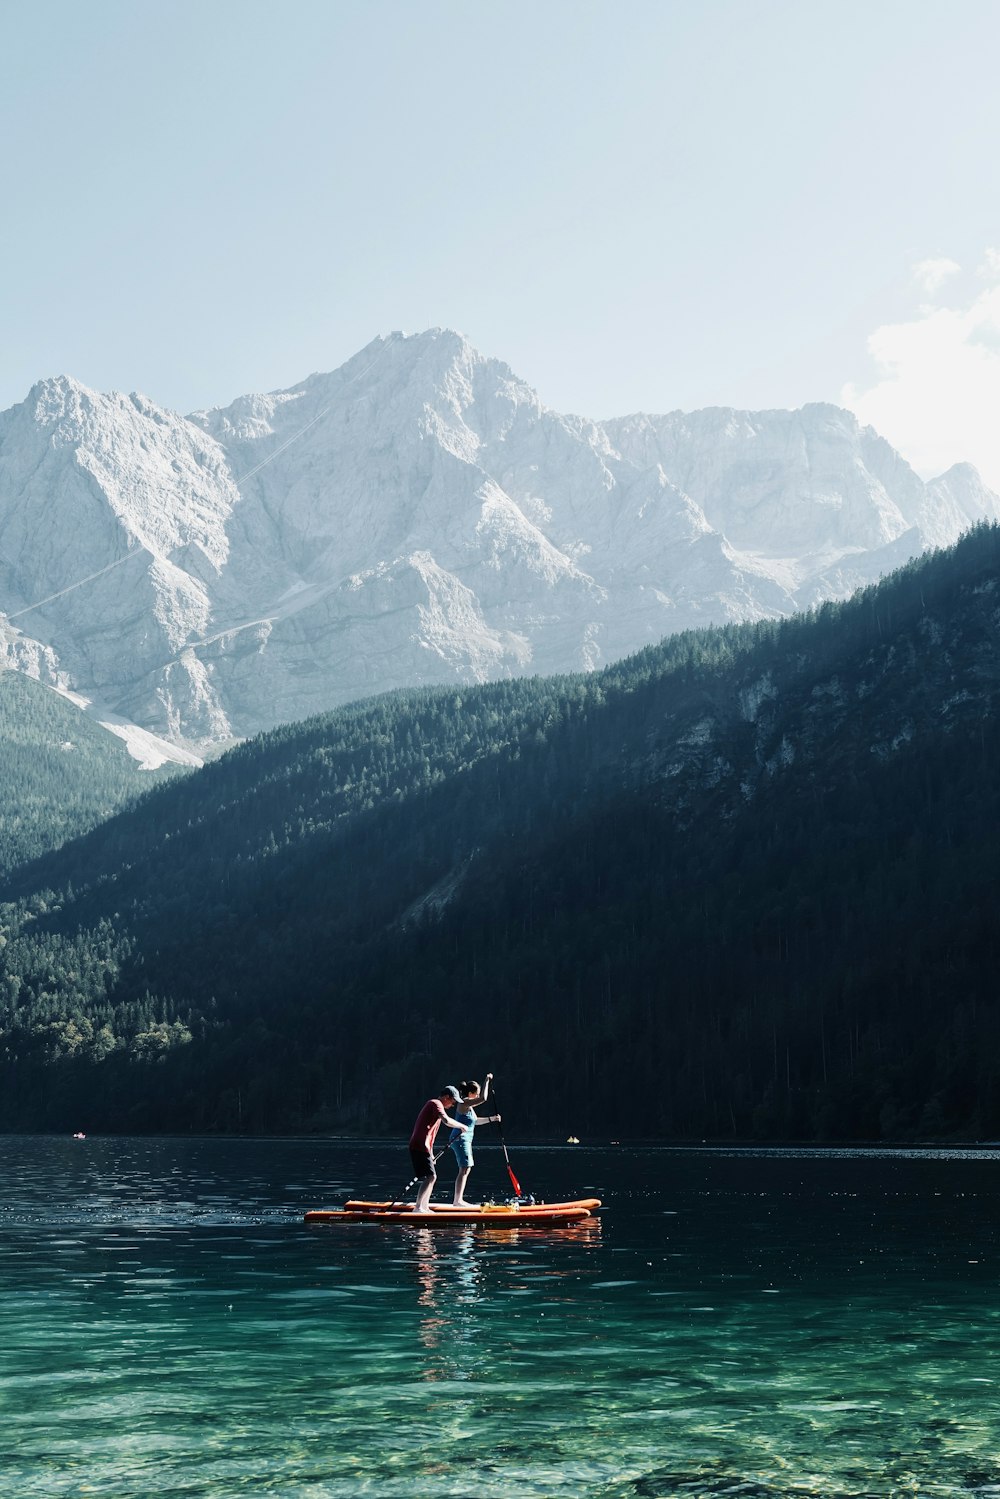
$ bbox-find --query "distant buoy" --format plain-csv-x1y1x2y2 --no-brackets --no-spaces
567,1135,580,1144
72,1132,86,1140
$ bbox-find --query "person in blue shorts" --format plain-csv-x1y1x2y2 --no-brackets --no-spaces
449,1074,501,1207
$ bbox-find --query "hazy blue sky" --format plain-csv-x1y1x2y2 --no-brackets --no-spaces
4,0,1000,480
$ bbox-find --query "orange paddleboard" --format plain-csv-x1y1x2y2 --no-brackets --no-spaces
305,1205,592,1226
342,1197,601,1214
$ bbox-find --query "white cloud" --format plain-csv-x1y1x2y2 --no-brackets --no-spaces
911,257,961,294
842,263,1000,492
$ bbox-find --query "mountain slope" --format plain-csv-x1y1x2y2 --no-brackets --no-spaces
0,671,180,878
1,524,999,1139
2,331,997,752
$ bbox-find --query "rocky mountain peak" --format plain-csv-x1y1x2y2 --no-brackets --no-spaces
2,332,998,760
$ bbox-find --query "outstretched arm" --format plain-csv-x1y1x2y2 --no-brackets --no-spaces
470,1073,497,1109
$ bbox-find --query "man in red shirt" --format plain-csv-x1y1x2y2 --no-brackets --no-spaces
409,1087,470,1212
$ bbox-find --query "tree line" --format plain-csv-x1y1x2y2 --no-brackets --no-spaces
0,671,173,877
2,524,1000,1140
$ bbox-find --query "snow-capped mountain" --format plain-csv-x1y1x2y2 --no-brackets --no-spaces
1,329,997,759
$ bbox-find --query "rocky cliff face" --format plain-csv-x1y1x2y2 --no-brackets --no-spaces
1,329,996,759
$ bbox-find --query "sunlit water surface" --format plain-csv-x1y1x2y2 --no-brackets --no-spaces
3,1137,1000,1496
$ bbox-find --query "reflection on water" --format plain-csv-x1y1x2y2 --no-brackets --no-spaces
3,1136,1000,1496
412,1226,482,1376
410,1220,603,1383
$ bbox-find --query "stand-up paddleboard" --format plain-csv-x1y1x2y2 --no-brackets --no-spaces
342,1197,601,1214
305,1204,593,1226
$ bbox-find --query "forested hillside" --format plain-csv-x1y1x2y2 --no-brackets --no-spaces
0,673,173,878
2,525,1000,1141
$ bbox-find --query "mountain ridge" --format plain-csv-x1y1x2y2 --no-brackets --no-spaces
2,330,997,757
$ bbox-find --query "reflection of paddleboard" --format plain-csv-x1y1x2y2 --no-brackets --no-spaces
304,1205,593,1226
343,1197,601,1214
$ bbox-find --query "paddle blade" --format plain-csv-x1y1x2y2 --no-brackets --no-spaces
507,1163,523,1197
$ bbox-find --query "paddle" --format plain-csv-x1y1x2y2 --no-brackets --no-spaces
488,1085,524,1198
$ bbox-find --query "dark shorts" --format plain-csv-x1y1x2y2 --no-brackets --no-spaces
409,1145,435,1181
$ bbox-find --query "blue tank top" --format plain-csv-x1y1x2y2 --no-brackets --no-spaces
449,1107,477,1144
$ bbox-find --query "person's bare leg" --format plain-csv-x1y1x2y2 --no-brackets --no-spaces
453,1166,472,1206
414,1173,435,1213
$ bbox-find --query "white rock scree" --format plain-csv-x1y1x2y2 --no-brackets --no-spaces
1,329,996,764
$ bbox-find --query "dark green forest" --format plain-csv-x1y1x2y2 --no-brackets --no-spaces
2,525,1000,1142
0,672,174,877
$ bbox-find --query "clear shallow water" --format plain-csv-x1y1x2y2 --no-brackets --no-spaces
3,1139,1000,1497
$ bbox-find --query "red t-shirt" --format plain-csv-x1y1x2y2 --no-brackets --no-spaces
409,1098,449,1153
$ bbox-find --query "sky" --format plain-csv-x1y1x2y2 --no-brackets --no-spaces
3,0,1000,485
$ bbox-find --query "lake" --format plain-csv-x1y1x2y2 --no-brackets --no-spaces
3,1136,1000,1496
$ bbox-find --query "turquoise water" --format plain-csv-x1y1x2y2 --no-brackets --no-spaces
3,1138,1000,1496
